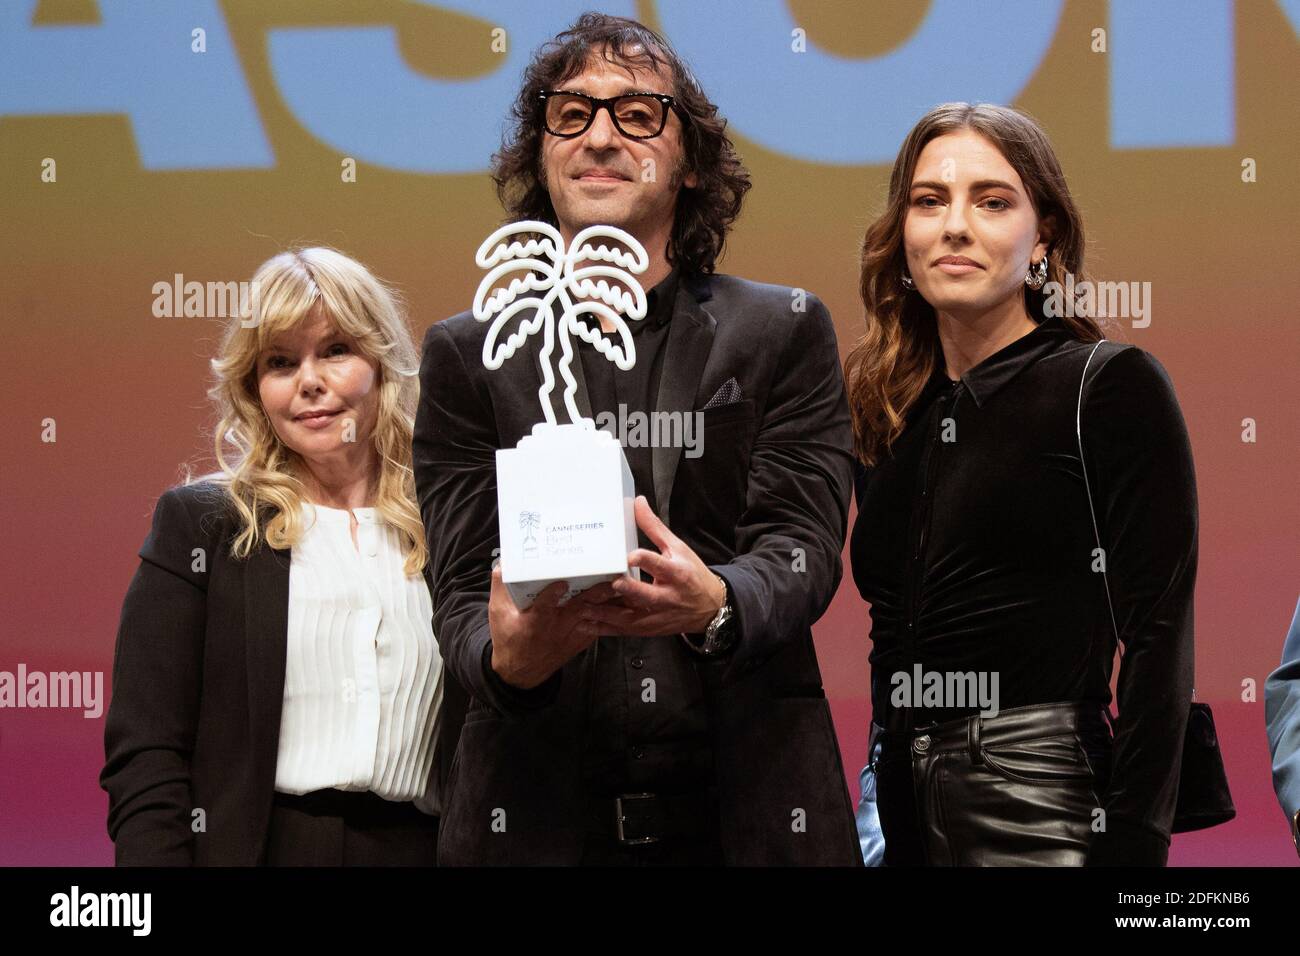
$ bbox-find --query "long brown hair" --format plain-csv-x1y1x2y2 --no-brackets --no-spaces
490,12,751,277
844,103,1109,466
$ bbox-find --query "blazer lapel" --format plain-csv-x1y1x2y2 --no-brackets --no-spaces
245,540,290,801
528,302,593,426
652,278,717,528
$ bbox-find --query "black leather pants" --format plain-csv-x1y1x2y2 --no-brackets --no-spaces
876,701,1113,866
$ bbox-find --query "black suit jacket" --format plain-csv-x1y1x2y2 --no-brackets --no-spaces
414,272,861,865
100,481,467,865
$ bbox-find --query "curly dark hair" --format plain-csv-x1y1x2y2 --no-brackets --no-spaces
491,12,751,278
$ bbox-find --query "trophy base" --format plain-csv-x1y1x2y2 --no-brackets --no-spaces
495,421,640,610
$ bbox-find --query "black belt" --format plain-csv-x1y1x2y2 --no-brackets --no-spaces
273,788,436,826
878,700,1111,757
585,789,720,846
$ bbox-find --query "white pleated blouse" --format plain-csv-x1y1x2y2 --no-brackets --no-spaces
273,502,445,815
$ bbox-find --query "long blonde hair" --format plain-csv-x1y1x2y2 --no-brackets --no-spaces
198,247,427,576
844,103,1108,467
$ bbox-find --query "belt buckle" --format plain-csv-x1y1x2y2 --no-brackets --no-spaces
615,792,659,846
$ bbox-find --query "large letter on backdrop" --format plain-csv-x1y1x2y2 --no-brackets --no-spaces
654,0,1065,165
267,0,635,174
1109,0,1234,148
0,0,272,169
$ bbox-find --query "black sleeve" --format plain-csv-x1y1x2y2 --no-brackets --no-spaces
100,487,208,866
710,294,855,682
412,320,561,714
1081,347,1197,866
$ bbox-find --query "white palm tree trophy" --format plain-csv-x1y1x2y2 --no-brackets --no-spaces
473,219,649,427
471,220,648,608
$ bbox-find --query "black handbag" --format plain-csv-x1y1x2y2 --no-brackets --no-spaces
1077,341,1235,833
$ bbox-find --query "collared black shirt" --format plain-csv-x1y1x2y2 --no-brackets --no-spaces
578,268,678,515
575,269,717,799
850,315,1197,856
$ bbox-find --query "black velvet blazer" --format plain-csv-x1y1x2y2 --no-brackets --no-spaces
414,273,863,866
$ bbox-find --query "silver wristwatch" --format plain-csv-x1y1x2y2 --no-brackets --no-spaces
681,574,736,657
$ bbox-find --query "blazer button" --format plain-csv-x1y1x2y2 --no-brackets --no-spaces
913,734,932,754
630,656,645,669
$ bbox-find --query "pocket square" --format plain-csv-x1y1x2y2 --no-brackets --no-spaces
703,377,743,409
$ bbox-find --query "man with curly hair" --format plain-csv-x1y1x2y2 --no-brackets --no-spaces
414,12,859,866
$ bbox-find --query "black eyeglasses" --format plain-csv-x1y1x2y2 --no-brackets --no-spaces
538,90,683,140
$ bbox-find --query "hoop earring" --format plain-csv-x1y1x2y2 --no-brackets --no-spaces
1025,257,1048,290
901,271,915,290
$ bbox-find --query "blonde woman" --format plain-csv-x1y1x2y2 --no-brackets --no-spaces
101,248,464,866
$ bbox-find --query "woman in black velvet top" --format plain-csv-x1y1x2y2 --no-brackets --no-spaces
844,103,1196,867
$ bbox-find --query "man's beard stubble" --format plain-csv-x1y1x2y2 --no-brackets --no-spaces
537,151,690,232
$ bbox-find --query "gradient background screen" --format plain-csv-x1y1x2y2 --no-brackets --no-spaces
2,0,1297,865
